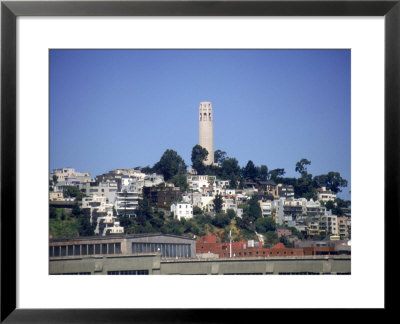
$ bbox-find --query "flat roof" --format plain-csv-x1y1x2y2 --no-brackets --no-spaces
50,232,196,243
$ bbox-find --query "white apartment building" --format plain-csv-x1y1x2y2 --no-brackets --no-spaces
222,198,237,213
226,189,236,196
186,175,216,191
259,201,273,217
95,215,124,236
115,189,141,217
51,168,91,183
79,180,118,204
170,202,193,220
118,173,164,193
113,168,147,179
317,187,337,202
215,179,230,189
82,195,114,224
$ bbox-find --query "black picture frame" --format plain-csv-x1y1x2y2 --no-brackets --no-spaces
1,0,398,322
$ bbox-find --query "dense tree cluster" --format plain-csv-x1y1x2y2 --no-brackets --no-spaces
49,203,95,238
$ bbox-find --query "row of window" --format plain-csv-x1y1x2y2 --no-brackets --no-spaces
132,243,191,258
108,270,149,275
49,242,122,257
223,250,296,257
56,272,91,275
279,272,350,275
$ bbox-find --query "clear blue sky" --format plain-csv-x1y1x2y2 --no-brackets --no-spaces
50,49,351,199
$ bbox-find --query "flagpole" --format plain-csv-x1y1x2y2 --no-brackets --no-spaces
229,230,232,258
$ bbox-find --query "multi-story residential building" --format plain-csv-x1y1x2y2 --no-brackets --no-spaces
271,198,285,225
215,179,230,189
186,175,216,191
221,198,238,214
79,180,118,204
51,168,91,183
307,221,321,237
259,200,273,217
275,183,295,199
242,180,258,196
320,215,339,236
95,215,124,236
317,187,337,202
81,195,114,224
305,200,327,218
142,184,182,208
115,189,141,217
283,198,306,221
49,191,64,201
170,202,193,220
258,180,277,197
337,216,350,239
182,192,215,213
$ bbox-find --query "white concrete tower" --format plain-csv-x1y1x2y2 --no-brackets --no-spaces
198,101,214,165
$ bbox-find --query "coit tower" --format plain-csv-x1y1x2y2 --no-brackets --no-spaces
198,101,214,165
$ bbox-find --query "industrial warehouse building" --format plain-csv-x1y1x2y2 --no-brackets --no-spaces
49,233,196,259
49,233,350,275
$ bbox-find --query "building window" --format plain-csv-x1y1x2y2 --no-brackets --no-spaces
67,245,73,256
115,243,121,254
82,245,87,255
74,245,80,256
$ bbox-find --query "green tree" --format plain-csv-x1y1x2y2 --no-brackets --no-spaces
220,158,241,188
153,149,187,181
242,160,258,180
263,231,279,247
324,198,351,216
213,193,223,214
214,149,227,166
226,209,236,219
78,217,95,236
257,165,269,181
191,144,208,175
135,196,153,227
248,195,262,221
119,214,133,229
287,226,304,240
63,186,84,201
255,217,276,233
140,166,153,174
269,168,286,182
170,173,188,191
49,206,57,219
212,213,231,228
71,203,81,217
193,206,203,215
295,173,317,200
161,219,184,236
314,172,348,194
295,158,312,176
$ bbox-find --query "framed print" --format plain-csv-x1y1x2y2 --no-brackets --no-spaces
1,0,398,322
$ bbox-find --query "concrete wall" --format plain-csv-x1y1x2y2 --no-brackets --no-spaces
50,254,350,275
